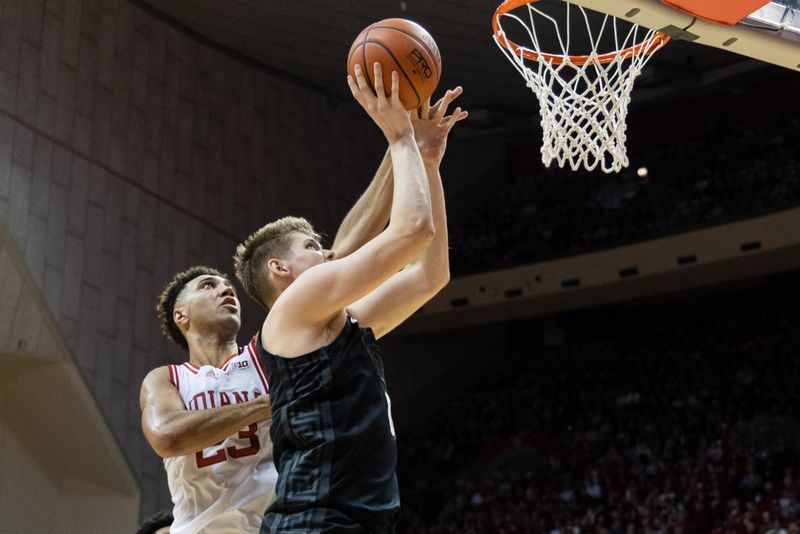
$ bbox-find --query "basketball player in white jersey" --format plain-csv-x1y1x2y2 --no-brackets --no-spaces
141,265,275,534
139,111,413,532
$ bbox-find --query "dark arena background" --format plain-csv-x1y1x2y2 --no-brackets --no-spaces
0,0,798,532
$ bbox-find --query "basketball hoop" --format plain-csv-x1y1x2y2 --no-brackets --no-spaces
493,0,669,173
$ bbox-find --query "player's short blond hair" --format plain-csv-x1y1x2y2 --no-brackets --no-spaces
234,216,321,309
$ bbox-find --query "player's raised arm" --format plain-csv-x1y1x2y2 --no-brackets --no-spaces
235,63,435,357
140,366,271,458
275,65,432,318
330,149,393,260
348,87,467,338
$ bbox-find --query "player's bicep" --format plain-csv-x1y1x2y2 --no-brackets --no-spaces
273,230,428,329
140,367,184,436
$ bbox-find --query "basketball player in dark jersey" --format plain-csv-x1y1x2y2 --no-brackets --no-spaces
233,63,466,533
139,83,409,530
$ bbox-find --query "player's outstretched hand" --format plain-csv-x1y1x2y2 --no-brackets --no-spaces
412,86,468,167
347,62,413,144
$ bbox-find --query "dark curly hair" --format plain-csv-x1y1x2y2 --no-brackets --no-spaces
156,265,226,351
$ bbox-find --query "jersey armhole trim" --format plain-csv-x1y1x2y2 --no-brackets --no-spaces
168,364,179,390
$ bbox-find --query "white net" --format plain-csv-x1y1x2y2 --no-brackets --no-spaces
494,1,668,173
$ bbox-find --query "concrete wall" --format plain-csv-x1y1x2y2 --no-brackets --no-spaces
0,414,138,533
0,222,140,533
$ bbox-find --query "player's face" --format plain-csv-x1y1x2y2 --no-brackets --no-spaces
180,275,241,331
286,232,334,278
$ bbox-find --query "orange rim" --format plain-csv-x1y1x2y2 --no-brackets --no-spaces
493,0,670,65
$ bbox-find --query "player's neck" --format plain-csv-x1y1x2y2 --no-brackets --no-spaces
186,333,239,367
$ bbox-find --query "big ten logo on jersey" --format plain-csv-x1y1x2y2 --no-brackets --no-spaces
234,360,250,370
407,48,433,81
191,389,264,468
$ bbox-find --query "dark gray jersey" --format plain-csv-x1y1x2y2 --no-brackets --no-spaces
258,316,399,533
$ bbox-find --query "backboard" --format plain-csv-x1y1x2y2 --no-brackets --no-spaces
572,0,800,71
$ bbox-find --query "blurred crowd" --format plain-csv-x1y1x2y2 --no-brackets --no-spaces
449,117,800,274
396,296,800,533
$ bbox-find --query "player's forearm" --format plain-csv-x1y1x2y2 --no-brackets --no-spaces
331,149,393,258
387,135,434,238
412,163,449,289
148,396,271,458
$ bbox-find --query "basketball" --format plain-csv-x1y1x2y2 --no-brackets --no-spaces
347,18,441,110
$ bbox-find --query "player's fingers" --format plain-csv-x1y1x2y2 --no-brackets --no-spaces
372,63,385,99
347,73,367,104
419,98,431,120
447,86,464,107
436,86,463,120
429,93,446,118
442,107,467,130
346,74,359,95
389,71,401,104
435,92,451,120
353,63,371,94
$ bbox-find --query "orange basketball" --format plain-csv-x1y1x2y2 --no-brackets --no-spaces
347,18,442,111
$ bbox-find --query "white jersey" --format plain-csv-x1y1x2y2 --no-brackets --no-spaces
164,339,277,534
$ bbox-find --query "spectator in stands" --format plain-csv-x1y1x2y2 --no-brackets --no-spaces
396,300,800,533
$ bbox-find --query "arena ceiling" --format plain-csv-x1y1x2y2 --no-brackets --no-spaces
135,0,793,132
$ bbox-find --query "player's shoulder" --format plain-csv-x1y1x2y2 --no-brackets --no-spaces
139,365,175,407
141,365,172,389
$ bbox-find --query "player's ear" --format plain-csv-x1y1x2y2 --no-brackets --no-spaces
173,306,188,327
268,258,290,278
